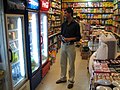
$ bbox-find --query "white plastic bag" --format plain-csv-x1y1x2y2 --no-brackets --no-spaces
96,42,108,60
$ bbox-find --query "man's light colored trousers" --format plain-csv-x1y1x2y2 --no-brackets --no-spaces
60,43,76,83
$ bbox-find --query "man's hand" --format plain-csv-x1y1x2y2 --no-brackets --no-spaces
64,38,71,42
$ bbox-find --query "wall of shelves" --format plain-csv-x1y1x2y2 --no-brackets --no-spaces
113,0,120,35
112,0,120,53
62,0,113,30
48,0,61,36
48,0,61,64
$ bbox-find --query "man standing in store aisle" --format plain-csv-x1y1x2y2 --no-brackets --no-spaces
56,7,81,89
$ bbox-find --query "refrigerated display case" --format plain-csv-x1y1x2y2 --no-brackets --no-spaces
2,0,30,90
0,14,30,90
6,14,29,90
40,0,50,78
6,14,27,87
28,12,40,73
25,0,42,90
27,12,42,90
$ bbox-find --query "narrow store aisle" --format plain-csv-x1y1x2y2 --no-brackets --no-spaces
36,48,90,90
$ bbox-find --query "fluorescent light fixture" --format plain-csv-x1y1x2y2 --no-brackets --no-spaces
31,13,39,65
42,14,48,57
18,17,25,77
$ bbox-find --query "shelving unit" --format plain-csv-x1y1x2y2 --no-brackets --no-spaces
48,0,61,64
113,0,120,34
112,0,120,52
48,0,61,35
90,59,120,90
62,0,113,30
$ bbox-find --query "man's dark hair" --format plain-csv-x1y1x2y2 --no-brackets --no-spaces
76,16,80,20
65,7,73,17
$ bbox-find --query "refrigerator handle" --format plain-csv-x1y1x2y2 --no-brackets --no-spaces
8,49,13,63
41,36,43,44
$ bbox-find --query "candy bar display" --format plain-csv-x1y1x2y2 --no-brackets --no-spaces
96,86,112,90
90,59,120,90
94,73,120,83
93,59,120,73
93,61,110,73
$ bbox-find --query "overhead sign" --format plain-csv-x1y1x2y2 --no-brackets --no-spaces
27,0,39,10
7,0,25,10
40,0,50,11
62,0,101,2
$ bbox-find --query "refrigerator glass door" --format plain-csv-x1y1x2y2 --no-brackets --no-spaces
6,15,27,87
28,12,40,73
0,13,8,90
40,13,48,65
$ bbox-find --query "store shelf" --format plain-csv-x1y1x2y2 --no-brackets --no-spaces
112,31,120,37
48,42,57,48
62,1,113,26
48,13,61,16
113,0,120,35
51,25,60,28
8,29,18,32
91,26,105,29
82,12,113,14
48,0,61,64
48,32,60,38
9,39,18,43
11,60,19,66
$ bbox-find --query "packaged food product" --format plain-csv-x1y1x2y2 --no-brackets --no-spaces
96,79,111,86
96,86,112,90
112,81,120,87
113,87,120,90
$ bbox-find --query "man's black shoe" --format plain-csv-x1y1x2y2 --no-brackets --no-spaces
56,79,67,84
67,83,73,89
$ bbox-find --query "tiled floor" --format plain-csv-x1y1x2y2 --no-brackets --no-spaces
36,48,90,90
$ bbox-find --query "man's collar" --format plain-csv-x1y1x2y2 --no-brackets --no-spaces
66,19,74,25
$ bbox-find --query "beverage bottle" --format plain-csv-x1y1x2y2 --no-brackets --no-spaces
14,64,17,80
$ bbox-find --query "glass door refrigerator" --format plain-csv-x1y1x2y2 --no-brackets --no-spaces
40,0,50,78
25,0,42,90
0,0,11,90
2,0,30,90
